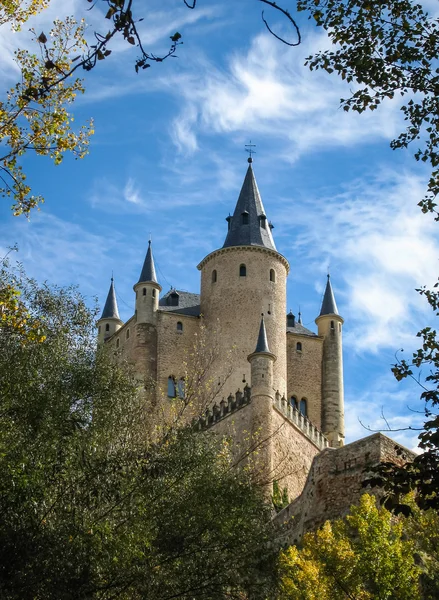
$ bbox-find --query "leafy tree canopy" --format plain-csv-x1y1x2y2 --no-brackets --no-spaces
0,260,277,599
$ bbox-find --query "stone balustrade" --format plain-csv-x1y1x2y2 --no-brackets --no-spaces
274,391,329,450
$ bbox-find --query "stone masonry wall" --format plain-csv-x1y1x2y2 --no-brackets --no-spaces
286,333,323,429
274,433,416,544
199,246,288,396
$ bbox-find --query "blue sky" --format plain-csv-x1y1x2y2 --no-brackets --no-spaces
1,0,438,450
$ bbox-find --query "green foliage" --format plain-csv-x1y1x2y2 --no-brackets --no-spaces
279,494,421,600
0,262,277,599
297,0,439,218
273,480,290,512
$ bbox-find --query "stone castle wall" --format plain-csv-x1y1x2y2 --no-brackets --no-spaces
286,333,323,429
274,433,416,544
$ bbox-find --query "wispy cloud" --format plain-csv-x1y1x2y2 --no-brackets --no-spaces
276,167,438,353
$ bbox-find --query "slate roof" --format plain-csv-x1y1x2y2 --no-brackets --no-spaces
138,241,158,284
223,160,276,250
254,316,271,353
101,278,120,320
286,323,317,337
319,275,339,316
158,290,201,317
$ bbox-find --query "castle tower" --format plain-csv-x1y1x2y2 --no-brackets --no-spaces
315,275,344,448
133,240,162,325
247,315,276,486
198,158,289,395
97,277,123,345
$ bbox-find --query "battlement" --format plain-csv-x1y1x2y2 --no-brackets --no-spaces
193,385,252,431
274,391,329,450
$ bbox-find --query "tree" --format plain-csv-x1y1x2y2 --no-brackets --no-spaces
297,0,439,219
279,494,421,600
0,261,278,599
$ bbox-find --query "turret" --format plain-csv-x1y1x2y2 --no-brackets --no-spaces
97,277,123,345
198,158,289,395
133,240,162,324
315,275,344,448
247,315,276,488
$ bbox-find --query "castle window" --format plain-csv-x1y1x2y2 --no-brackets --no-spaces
105,324,110,332
167,376,176,398
270,269,275,282
259,215,267,229
152,289,156,298
98,325,101,334
212,269,217,283
167,291,179,307
241,211,249,225
331,320,335,330
116,338,120,348
142,288,146,296
239,264,246,277
300,398,307,417
296,342,302,352
126,329,130,340
177,321,183,332
290,396,298,410
339,323,341,332
177,379,185,399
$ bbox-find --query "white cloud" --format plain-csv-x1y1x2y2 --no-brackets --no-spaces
276,167,439,353
168,30,403,158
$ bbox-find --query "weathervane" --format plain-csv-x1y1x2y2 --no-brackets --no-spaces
245,140,256,162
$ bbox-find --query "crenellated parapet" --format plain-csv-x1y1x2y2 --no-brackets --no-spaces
274,391,329,450
193,385,252,431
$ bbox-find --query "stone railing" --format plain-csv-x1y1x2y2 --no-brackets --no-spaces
274,392,329,450
193,385,251,431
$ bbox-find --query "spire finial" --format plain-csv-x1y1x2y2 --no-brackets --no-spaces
111,270,113,283
298,306,302,324
245,140,256,163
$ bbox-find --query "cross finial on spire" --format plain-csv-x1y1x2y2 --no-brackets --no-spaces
111,270,114,283
245,140,256,163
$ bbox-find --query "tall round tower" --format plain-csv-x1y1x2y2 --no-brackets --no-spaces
198,158,289,395
315,275,344,448
97,277,123,345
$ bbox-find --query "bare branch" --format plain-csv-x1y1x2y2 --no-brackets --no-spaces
259,0,301,47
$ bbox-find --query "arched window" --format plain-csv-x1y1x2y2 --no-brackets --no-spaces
116,338,120,348
212,269,217,283
177,321,183,332
152,289,156,298
142,288,146,296
270,269,275,282
126,329,130,339
290,396,297,410
239,264,246,277
296,342,302,352
241,211,249,225
167,377,176,398
177,379,185,399
300,398,307,416
105,323,110,332
331,320,335,330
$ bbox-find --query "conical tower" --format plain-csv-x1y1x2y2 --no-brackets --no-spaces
315,275,344,448
134,240,162,325
247,315,276,489
198,158,289,395
97,277,123,345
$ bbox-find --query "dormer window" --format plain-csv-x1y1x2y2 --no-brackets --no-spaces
167,291,179,307
241,211,249,225
286,312,295,328
259,214,267,229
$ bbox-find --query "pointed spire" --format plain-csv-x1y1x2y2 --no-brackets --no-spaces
319,274,339,316
101,277,120,320
298,308,302,324
254,315,271,353
223,160,276,250
138,240,158,284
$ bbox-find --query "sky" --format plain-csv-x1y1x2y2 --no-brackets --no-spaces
1,0,438,450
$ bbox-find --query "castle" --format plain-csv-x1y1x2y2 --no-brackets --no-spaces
97,158,412,541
